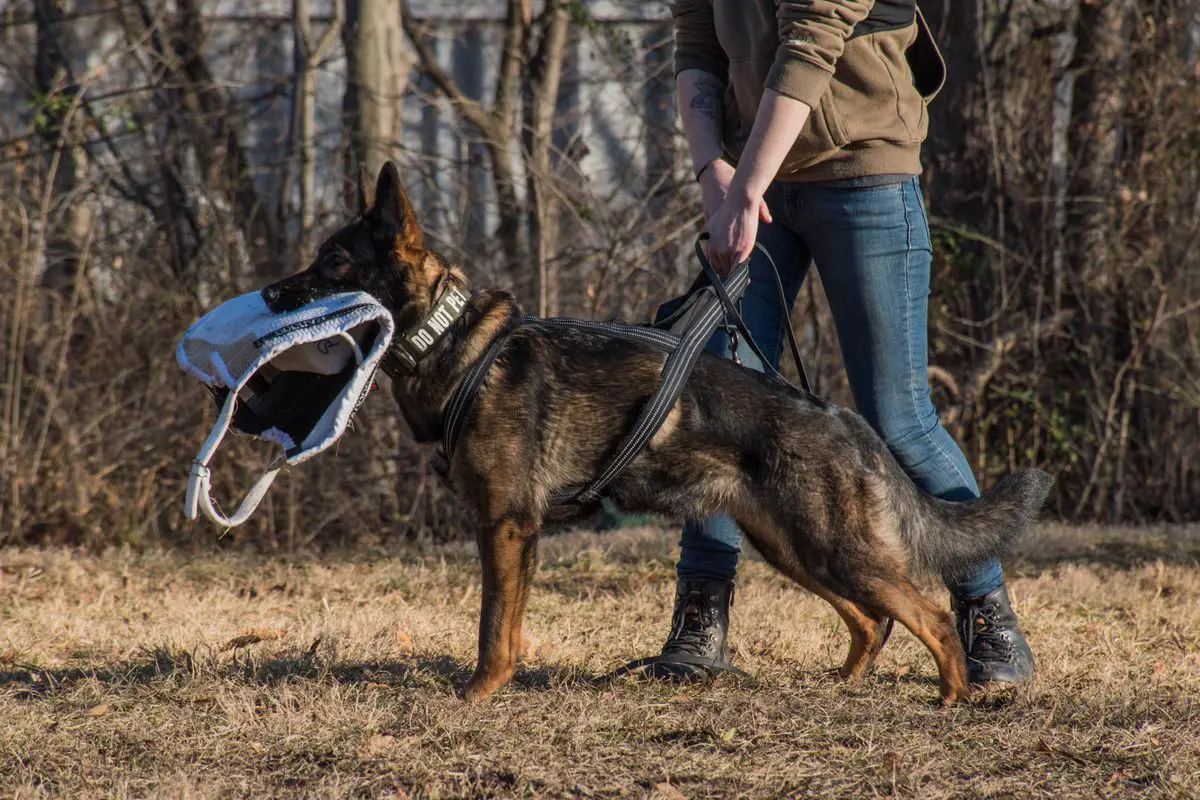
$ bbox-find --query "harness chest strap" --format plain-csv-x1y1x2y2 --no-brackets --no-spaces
436,234,811,507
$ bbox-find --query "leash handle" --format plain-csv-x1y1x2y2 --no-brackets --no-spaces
694,234,811,394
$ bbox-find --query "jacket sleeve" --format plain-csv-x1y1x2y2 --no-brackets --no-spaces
671,0,729,80
766,1,875,108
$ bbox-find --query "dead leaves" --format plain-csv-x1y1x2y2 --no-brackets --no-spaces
653,782,689,800
220,628,285,653
359,734,397,758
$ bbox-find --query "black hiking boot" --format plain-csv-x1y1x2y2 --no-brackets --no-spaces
611,578,750,681
952,584,1035,685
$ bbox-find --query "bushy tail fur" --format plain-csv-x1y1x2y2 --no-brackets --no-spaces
902,469,1054,582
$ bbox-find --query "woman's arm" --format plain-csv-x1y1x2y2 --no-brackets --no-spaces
676,68,726,179
677,69,774,231
705,0,875,273
705,89,812,274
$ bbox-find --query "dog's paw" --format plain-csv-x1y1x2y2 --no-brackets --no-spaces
461,674,502,704
938,685,970,707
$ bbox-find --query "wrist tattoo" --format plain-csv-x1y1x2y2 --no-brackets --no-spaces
689,76,724,122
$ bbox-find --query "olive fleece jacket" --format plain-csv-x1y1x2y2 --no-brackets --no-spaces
672,0,947,181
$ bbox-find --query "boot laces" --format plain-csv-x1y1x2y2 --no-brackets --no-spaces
664,589,720,656
960,600,1014,663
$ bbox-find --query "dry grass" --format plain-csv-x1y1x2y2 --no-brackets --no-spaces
2,524,1200,799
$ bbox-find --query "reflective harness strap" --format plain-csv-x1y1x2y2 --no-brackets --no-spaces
548,255,753,505
186,331,363,528
439,235,810,507
442,330,512,459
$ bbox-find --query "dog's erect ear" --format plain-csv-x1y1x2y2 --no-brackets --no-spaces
356,163,374,216
371,161,423,255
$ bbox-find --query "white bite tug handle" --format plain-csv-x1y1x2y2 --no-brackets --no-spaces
185,387,283,528
183,329,364,528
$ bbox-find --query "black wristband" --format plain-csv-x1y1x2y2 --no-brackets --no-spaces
695,158,722,182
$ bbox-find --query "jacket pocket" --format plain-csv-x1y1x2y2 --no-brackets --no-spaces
726,56,848,167
824,26,929,147
803,91,851,151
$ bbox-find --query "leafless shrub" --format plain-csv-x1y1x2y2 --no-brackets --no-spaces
1,1,1199,549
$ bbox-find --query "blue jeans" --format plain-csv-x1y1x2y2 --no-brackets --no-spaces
677,177,1004,601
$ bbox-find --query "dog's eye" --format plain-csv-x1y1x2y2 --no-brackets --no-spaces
320,259,354,281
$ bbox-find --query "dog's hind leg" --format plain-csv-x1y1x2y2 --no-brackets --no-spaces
463,519,539,703
730,509,889,683
855,576,969,705
810,589,890,682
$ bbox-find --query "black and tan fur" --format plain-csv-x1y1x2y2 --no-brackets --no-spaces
264,162,1053,705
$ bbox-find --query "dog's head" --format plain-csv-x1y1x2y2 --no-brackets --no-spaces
263,162,463,331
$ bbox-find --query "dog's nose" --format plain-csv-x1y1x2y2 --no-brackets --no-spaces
262,285,281,305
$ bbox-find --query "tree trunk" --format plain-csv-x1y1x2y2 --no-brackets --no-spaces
340,0,409,530
33,0,91,292
643,22,683,295
401,0,528,268
493,0,528,270
163,0,284,276
342,0,410,206
524,0,569,317
452,24,490,249
1066,0,1131,284
291,0,343,254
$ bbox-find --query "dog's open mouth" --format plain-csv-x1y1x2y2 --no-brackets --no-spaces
210,320,384,449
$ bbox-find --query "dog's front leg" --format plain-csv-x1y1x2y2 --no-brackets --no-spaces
463,519,539,703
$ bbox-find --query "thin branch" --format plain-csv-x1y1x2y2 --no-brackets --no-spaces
312,0,344,63
399,5,497,139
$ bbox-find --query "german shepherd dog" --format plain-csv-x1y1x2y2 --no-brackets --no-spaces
263,162,1052,705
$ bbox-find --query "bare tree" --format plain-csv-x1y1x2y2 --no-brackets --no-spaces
1065,0,1131,283
33,0,90,291
342,0,412,199
524,0,569,316
132,0,284,276
288,0,343,252
338,0,413,533
403,0,530,268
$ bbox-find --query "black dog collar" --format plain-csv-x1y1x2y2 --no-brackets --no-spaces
393,284,470,369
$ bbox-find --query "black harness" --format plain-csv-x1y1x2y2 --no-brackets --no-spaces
437,236,809,507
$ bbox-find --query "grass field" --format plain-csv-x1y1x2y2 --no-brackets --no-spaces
3,524,1200,799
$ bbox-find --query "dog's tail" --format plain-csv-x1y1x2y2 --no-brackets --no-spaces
901,469,1054,582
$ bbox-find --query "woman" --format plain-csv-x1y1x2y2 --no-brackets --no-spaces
624,0,1035,686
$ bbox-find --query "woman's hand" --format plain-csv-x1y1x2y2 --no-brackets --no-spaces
702,178,772,276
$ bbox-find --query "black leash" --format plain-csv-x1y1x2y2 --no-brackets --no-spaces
691,234,810,394
441,235,810,506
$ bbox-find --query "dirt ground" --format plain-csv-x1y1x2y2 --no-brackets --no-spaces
3,523,1199,799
